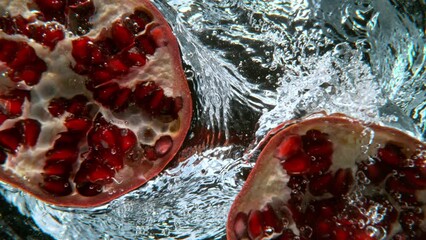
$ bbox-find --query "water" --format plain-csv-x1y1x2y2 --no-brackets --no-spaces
0,0,425,239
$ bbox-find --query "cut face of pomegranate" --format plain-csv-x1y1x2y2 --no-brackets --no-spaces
0,0,192,207
227,114,425,240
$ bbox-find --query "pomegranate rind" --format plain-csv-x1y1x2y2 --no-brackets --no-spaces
0,0,192,207
226,114,425,239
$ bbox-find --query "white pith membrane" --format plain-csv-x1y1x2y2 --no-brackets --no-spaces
0,0,191,205
228,115,426,240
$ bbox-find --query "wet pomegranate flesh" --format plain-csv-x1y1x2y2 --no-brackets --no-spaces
228,116,426,240
0,0,192,207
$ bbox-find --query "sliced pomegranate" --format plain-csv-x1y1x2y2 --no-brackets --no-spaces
0,0,192,207
227,114,426,239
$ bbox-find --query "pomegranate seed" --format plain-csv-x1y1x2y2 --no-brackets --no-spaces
401,169,426,190
53,132,83,149
275,135,303,160
43,160,72,176
34,0,66,12
113,88,133,110
125,10,152,34
16,119,41,147
106,57,130,74
308,155,332,174
64,117,92,132
305,140,333,157
75,160,114,183
89,69,114,87
48,97,68,117
120,129,137,152
135,81,157,100
40,25,64,49
93,83,120,106
149,88,165,111
97,149,124,170
16,68,42,86
41,175,72,196
0,96,25,117
155,136,173,157
314,219,334,239
124,51,147,66
233,212,249,239
0,39,18,63
111,21,134,49
76,182,102,196
135,35,156,55
386,176,416,194
9,44,37,68
360,159,391,184
378,143,405,166
0,127,21,153
330,168,354,196
46,148,78,162
281,153,310,175
67,95,89,115
0,113,8,125
0,150,6,164
72,37,91,62
333,227,350,240
262,204,283,234
309,172,333,196
247,210,264,240
143,145,157,160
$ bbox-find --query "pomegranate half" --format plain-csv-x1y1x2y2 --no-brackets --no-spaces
227,114,425,239
0,0,192,207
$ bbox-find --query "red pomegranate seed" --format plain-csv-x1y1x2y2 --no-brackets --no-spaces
75,160,114,183
275,135,302,160
262,204,283,234
93,83,120,105
113,88,132,110
360,159,391,184
40,24,64,49
281,153,310,175
154,136,173,157
0,39,18,63
35,0,66,12
16,68,42,86
111,21,134,49
401,169,426,190
331,168,354,196
53,132,83,149
41,176,72,196
124,51,147,66
0,150,6,164
149,88,164,110
48,97,68,117
378,143,405,166
135,81,157,99
46,148,78,162
309,172,333,195
0,127,21,153
135,35,156,55
67,94,89,115
233,212,248,239
0,113,8,125
0,96,24,117
125,10,151,34
334,227,350,240
9,44,37,69
306,140,333,157
143,145,157,160
247,210,264,240
97,149,124,170
386,176,416,194
64,117,92,132
76,182,102,196
106,57,130,74
308,155,332,174
43,160,72,176
72,37,91,62
89,69,114,87
314,219,333,238
16,119,41,147
120,129,137,152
